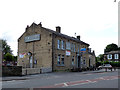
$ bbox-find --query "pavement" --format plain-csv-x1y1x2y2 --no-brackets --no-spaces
2,68,119,81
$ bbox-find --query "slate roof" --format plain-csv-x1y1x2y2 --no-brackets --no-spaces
105,50,120,54
18,22,89,46
42,27,90,46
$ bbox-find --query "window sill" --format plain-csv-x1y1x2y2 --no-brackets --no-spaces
57,48,66,51
56,65,65,67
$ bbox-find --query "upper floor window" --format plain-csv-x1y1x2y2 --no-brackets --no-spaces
114,54,119,59
66,42,71,50
61,40,65,50
78,45,80,53
107,54,112,59
73,44,75,52
71,43,73,52
57,40,60,49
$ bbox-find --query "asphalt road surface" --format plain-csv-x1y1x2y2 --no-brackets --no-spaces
2,69,120,89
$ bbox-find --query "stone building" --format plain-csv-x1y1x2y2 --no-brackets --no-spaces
17,22,96,73
104,50,120,62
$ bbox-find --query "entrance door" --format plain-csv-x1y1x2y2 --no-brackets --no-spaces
78,56,80,68
30,56,33,68
89,58,90,67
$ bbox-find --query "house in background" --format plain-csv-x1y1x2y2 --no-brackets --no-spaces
104,50,120,62
17,22,96,73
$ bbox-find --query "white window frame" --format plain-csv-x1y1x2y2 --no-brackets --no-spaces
66,42,71,50
57,55,61,65
57,40,60,49
71,43,73,52
107,54,112,59
74,44,75,52
114,54,119,59
61,40,65,50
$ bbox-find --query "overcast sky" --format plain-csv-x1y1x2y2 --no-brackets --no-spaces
0,0,118,56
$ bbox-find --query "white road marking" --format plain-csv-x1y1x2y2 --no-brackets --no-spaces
86,80,97,83
2,79,30,85
63,83,68,86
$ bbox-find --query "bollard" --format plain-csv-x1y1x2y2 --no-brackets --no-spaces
40,69,42,74
111,68,112,71
114,67,116,71
105,68,107,72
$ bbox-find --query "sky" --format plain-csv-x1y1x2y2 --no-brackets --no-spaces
0,0,118,56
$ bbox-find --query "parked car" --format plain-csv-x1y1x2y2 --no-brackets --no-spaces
98,64,112,69
98,65,104,69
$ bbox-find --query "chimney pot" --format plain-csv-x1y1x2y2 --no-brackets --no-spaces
56,26,61,33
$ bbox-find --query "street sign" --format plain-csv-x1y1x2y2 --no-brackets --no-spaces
66,50,71,56
25,34,40,42
80,48,86,52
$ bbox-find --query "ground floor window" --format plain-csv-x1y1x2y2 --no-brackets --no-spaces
72,56,74,65
83,57,86,65
57,55,61,65
57,55,65,66
61,55,64,65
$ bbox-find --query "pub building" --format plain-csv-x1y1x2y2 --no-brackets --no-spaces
18,22,96,73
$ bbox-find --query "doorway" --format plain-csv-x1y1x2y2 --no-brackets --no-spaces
30,56,33,68
78,56,80,68
89,58,91,67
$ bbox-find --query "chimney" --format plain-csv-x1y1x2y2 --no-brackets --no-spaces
77,35,80,40
88,48,91,53
25,25,29,32
56,26,61,33
39,22,42,27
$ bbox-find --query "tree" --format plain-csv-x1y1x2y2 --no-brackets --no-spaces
104,43,118,53
2,40,13,55
98,54,104,61
1,39,17,62
4,53,14,61
13,56,17,62
2,40,13,60
95,54,104,67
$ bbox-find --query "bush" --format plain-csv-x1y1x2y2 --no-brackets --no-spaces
110,61,120,67
103,60,109,64
4,53,14,61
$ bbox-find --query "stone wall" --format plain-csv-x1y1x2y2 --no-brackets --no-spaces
22,67,52,75
2,66,22,76
2,66,52,76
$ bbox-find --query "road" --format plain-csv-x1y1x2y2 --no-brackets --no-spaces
2,69,120,89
